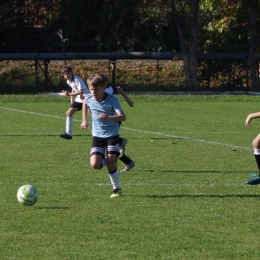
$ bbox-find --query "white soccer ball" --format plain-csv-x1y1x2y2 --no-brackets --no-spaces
17,184,39,206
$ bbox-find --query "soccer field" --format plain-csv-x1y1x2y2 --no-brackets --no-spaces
1,94,260,259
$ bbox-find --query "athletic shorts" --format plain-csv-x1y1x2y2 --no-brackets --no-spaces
70,101,83,111
90,135,120,157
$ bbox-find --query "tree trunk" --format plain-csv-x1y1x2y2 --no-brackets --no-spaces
189,0,198,90
169,0,192,90
169,0,198,90
247,0,258,90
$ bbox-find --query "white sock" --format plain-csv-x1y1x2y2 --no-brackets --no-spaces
66,117,72,136
108,169,120,190
254,149,260,155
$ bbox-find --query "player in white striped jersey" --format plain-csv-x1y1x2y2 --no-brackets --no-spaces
59,66,90,140
105,86,135,172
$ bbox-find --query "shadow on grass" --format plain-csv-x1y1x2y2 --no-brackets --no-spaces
0,134,90,137
141,170,242,173
147,194,260,198
36,206,70,210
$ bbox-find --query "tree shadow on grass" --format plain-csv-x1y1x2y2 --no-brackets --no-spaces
36,206,70,210
0,134,90,137
146,194,260,199
141,170,243,173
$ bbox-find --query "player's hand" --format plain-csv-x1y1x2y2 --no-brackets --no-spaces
62,90,69,96
127,100,134,107
245,115,252,128
98,113,107,119
81,121,89,130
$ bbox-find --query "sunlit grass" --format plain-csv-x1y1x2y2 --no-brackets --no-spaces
0,94,260,259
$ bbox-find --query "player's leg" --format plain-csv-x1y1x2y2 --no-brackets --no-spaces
117,122,128,156
118,137,128,157
118,136,135,172
119,154,135,172
90,153,104,169
65,107,78,135
60,102,82,140
90,137,107,169
106,136,122,198
252,133,260,175
246,133,260,185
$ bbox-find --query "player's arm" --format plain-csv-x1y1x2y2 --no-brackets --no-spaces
116,86,134,107
70,89,76,104
245,112,260,128
81,99,89,130
98,110,126,122
62,89,83,97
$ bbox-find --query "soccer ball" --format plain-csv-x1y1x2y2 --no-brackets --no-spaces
17,184,39,206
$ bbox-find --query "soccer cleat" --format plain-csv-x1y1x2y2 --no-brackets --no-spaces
110,189,122,198
251,172,258,178
59,133,72,140
121,161,135,172
119,138,128,158
246,173,260,185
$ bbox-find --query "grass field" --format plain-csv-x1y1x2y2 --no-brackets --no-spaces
1,94,260,259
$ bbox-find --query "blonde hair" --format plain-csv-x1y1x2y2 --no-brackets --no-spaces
87,73,110,88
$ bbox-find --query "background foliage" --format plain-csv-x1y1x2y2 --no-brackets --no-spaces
0,0,260,92
0,0,259,53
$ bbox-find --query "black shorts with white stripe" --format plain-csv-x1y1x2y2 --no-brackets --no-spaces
90,135,120,157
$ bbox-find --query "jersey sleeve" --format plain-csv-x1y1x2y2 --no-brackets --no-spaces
105,86,118,95
74,78,84,90
112,96,123,113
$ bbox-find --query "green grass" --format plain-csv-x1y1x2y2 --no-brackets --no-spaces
1,94,260,259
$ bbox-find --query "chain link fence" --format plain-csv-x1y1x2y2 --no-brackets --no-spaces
0,55,260,94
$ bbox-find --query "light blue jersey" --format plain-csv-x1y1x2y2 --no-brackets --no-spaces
85,93,122,138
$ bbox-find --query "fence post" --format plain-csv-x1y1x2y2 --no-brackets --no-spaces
35,60,39,92
110,60,116,86
44,61,50,91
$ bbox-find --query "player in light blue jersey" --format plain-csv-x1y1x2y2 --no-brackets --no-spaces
81,73,126,198
245,112,260,185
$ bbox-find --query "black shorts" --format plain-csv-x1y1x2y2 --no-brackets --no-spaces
90,135,120,157
70,101,83,111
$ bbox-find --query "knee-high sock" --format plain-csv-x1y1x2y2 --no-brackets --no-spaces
108,169,120,190
119,154,132,164
254,149,260,176
66,117,72,136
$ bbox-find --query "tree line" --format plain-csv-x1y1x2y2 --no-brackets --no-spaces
0,0,259,89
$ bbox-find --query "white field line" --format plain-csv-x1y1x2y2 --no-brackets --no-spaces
0,181,247,187
122,126,252,151
0,106,65,120
0,106,252,151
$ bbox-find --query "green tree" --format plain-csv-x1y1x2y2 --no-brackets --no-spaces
55,0,177,52
0,0,59,52
169,0,198,90
200,0,260,89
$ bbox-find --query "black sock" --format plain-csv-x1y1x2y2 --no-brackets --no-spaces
254,154,260,176
119,154,132,164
